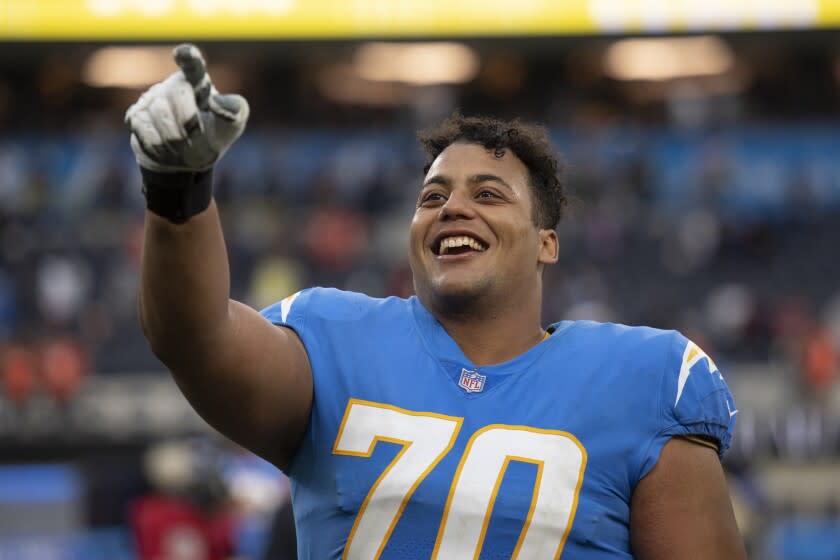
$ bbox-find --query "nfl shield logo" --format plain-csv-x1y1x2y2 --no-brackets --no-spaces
458,368,486,393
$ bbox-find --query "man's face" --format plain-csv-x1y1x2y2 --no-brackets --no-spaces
409,142,557,309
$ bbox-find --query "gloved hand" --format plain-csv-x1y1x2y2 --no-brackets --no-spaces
125,43,249,173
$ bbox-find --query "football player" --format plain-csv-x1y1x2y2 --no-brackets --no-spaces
127,44,746,559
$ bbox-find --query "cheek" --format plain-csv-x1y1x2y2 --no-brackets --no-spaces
408,222,419,247
408,216,425,257
407,229,423,269
510,225,541,259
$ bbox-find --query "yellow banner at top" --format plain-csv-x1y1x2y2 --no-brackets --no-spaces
3,0,840,40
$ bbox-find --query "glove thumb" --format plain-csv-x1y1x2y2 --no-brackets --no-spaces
196,92,250,164
208,93,249,124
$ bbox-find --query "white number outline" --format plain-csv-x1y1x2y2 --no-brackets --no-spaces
432,424,587,559
332,399,463,560
333,401,588,560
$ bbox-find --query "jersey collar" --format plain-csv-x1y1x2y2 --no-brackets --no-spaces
408,296,568,376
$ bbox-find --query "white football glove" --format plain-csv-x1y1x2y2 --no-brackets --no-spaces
125,44,249,173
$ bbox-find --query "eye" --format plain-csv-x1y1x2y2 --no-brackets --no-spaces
477,189,500,199
419,191,445,206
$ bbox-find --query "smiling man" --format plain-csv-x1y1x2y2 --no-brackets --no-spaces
409,133,561,366
128,45,746,559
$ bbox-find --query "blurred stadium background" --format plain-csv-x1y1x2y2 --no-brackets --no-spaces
2,1,840,558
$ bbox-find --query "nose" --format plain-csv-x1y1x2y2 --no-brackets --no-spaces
439,189,475,221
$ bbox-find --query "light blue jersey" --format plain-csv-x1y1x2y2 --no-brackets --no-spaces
261,288,736,559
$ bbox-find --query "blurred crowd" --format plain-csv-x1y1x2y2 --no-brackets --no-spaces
0,125,838,389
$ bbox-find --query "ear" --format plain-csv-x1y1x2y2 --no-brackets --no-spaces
537,229,559,265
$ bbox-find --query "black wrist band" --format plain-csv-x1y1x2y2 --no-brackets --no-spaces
140,167,214,224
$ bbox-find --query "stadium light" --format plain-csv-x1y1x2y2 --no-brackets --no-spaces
603,36,735,81
317,64,413,106
82,45,239,90
83,46,177,88
353,42,480,85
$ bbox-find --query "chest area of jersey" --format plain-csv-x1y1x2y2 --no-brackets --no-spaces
320,335,639,557
330,398,591,559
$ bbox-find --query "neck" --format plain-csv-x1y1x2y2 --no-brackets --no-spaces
424,286,545,366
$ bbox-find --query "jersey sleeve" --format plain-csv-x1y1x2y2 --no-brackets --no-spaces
259,287,387,481
260,289,311,336
638,331,737,480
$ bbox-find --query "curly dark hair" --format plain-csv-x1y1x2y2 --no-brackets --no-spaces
418,113,566,230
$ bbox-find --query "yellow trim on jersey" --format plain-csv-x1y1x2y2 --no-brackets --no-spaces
684,344,700,364
509,456,547,559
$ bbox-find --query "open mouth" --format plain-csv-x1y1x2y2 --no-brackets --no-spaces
432,235,488,257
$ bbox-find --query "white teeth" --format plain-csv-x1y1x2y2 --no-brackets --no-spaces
438,236,487,255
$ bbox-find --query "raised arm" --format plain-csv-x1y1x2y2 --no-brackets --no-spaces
127,45,312,469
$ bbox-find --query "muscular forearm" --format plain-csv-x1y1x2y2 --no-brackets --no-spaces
139,200,232,367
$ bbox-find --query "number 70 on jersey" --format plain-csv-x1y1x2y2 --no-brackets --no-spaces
332,399,588,560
